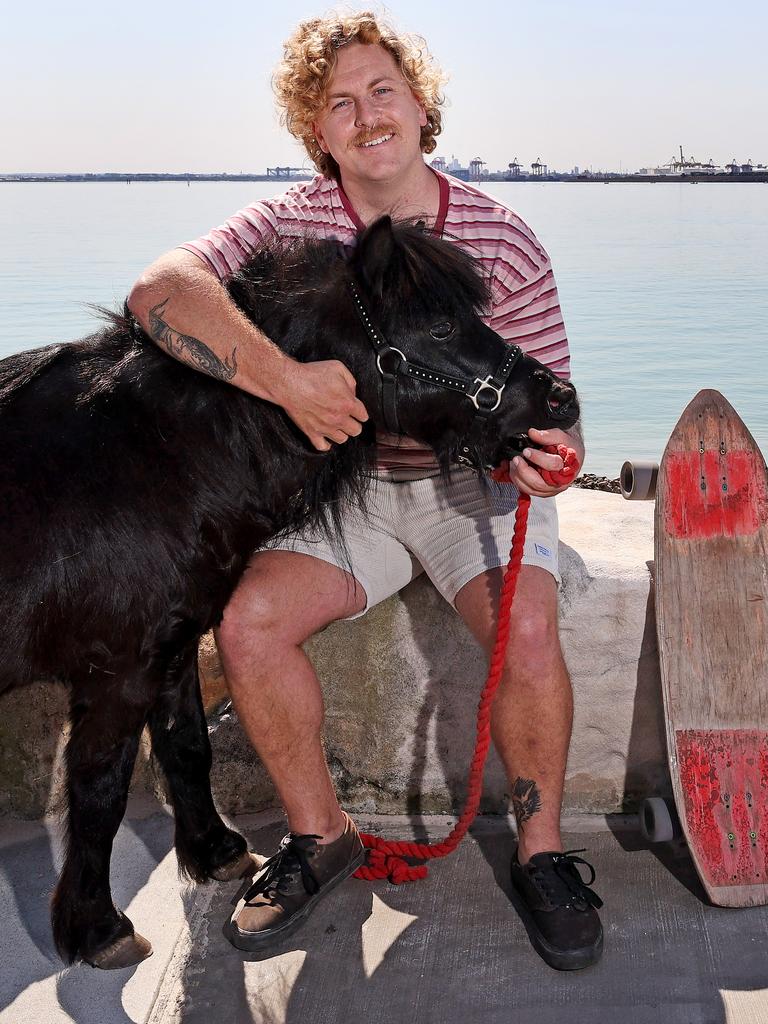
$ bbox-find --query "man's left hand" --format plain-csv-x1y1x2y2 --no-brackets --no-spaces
492,427,584,497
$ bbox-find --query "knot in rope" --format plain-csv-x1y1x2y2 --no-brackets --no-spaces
491,443,580,488
356,847,428,883
539,443,580,486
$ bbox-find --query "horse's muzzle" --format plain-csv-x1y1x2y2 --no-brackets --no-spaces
546,380,579,422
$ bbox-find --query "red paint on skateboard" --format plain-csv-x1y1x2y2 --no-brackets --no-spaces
664,449,768,539
676,730,768,888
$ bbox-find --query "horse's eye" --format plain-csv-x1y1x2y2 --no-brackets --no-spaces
429,321,455,341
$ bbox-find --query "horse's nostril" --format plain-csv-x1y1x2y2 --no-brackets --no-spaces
546,384,575,419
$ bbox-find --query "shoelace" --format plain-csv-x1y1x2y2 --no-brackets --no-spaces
242,833,322,904
530,849,604,910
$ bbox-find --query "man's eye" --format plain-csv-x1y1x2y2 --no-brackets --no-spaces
429,321,455,341
332,99,350,110
374,87,392,96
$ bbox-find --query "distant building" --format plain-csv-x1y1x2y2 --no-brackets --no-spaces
638,166,679,176
441,154,470,180
430,156,447,172
266,166,307,179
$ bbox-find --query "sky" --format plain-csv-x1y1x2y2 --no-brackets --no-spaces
2,0,766,174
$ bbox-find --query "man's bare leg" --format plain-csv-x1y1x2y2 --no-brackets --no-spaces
454,565,572,864
215,550,366,845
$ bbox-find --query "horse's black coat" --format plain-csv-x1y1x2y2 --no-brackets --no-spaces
0,217,578,965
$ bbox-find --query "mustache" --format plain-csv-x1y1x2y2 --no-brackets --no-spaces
351,125,398,147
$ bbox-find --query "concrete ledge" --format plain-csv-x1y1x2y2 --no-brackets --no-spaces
0,490,668,819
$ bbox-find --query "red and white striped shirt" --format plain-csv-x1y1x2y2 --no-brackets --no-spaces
181,169,571,478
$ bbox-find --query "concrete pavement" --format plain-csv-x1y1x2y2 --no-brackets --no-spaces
2,802,767,1024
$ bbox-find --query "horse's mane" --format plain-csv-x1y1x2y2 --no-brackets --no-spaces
227,221,492,326
0,343,71,407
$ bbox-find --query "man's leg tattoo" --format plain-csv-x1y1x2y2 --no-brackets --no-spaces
511,776,542,826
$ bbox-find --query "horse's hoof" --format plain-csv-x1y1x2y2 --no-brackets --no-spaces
85,932,153,970
211,850,265,882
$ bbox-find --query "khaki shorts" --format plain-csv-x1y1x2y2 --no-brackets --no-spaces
267,469,560,620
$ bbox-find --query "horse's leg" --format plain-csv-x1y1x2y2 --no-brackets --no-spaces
51,680,153,969
147,644,253,884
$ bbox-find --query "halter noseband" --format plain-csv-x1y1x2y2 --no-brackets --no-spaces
348,279,524,467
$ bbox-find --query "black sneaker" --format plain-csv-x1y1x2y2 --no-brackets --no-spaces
509,848,604,971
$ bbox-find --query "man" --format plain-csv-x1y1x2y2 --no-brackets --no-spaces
128,12,603,971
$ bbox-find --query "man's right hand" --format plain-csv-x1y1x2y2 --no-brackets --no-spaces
278,359,369,452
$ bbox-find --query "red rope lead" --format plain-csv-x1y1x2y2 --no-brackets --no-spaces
354,444,579,884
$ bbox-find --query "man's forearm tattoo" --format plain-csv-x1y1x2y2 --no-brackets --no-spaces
148,298,237,381
511,776,542,825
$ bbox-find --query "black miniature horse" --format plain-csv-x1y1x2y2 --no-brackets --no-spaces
0,216,579,969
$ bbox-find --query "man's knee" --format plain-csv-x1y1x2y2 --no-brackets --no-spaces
216,571,283,657
216,550,364,658
505,602,565,679
509,602,559,646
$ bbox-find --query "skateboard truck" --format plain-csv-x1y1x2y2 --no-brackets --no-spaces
620,460,659,501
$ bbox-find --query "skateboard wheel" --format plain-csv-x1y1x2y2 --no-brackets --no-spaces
620,460,659,501
640,797,675,843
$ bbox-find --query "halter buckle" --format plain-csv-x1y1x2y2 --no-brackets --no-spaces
469,376,504,413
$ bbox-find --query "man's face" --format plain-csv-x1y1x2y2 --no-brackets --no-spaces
312,42,428,185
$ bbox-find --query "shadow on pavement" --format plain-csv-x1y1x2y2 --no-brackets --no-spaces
0,806,175,1023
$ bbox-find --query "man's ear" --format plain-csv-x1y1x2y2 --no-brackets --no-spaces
355,215,397,299
312,121,329,154
410,89,428,129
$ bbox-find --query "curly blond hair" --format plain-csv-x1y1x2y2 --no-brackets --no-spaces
273,10,447,180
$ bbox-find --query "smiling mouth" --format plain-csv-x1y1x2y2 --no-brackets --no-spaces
358,133,394,149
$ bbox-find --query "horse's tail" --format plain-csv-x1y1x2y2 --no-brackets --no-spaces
0,343,70,407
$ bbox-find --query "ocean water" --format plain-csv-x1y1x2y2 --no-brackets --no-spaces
1,180,766,477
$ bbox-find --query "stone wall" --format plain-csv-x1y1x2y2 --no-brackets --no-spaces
0,490,669,819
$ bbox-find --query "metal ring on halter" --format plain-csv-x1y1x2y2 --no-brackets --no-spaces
376,347,406,377
469,376,505,412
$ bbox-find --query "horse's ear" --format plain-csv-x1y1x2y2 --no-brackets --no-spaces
356,215,396,299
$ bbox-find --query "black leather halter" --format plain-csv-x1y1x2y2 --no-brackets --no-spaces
348,279,523,466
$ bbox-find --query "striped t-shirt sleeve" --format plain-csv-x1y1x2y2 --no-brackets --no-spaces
443,181,571,382
488,255,571,381
179,202,280,282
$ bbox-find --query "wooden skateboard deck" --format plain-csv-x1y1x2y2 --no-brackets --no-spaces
655,389,768,906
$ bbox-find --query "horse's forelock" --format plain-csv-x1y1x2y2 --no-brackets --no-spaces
391,225,490,316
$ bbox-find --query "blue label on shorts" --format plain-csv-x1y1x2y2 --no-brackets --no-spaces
534,543,552,558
